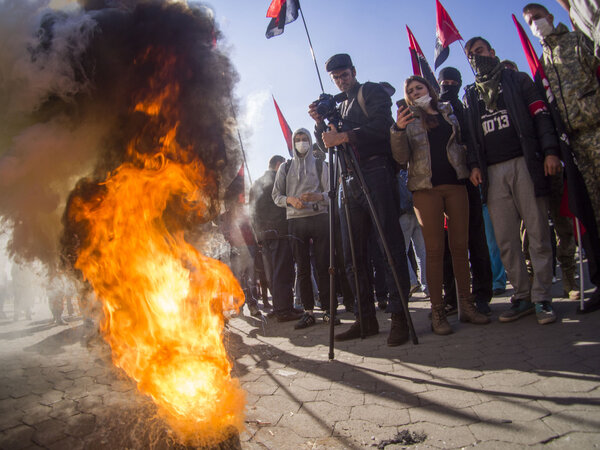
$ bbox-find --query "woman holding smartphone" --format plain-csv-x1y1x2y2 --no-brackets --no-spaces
390,75,490,335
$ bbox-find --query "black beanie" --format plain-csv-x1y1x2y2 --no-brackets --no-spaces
437,67,462,87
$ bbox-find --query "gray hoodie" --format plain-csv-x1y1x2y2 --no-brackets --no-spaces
272,128,329,220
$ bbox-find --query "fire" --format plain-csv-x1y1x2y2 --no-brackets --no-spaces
69,48,246,445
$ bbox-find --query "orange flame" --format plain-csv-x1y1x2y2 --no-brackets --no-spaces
71,48,245,445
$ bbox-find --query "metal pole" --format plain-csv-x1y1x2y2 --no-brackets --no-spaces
298,6,325,93
458,40,476,77
229,97,252,185
575,217,585,311
327,147,337,359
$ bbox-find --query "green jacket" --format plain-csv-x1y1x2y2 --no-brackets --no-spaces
390,101,469,192
541,23,600,134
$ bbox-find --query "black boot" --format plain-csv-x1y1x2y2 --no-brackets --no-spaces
334,315,379,341
387,313,409,346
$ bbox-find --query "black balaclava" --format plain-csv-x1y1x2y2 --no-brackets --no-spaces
438,67,462,101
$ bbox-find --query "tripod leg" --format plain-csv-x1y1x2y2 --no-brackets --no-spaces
338,169,366,339
327,148,337,360
344,151,419,345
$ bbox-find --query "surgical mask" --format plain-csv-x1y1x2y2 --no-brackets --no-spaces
413,94,432,108
295,141,311,154
531,18,554,39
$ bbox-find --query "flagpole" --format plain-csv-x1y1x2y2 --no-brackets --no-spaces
298,5,325,93
458,39,476,77
229,97,253,186
575,218,585,310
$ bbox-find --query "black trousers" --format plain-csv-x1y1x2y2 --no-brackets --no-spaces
339,158,410,319
288,214,334,312
443,181,493,305
262,237,295,314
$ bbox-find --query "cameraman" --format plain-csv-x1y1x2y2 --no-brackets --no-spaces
308,53,411,346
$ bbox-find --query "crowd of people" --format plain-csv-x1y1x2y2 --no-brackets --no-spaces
225,2,600,347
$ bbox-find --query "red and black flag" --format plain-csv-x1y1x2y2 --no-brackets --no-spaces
272,95,293,156
266,0,299,39
434,0,462,69
406,26,440,92
513,14,600,285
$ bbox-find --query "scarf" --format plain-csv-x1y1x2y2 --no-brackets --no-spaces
472,55,503,111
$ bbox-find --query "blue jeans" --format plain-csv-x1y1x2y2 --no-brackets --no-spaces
483,204,507,291
399,212,427,288
339,158,410,319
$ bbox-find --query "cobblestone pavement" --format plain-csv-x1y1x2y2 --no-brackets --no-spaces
0,279,599,449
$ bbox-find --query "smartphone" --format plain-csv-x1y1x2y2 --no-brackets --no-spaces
396,98,408,109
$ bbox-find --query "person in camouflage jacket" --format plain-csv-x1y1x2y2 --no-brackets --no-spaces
524,4,600,232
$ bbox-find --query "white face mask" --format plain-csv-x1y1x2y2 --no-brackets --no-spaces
531,18,553,39
295,141,311,154
413,94,432,108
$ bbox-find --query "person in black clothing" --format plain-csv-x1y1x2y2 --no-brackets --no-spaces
308,53,411,346
463,37,562,325
249,155,302,322
438,67,494,316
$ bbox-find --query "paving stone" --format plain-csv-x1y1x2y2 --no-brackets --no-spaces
417,388,483,409
0,424,35,450
46,435,85,450
31,419,67,446
397,421,477,449
75,395,103,413
242,380,279,396
349,403,410,427
48,399,78,421
39,390,64,406
22,404,53,426
290,377,332,392
64,413,96,438
542,410,600,434
315,389,364,408
545,431,600,448
254,395,301,416
333,419,398,448
468,420,557,445
472,400,551,422
409,406,479,427
277,411,333,439
534,376,600,395
274,385,318,403
252,426,311,449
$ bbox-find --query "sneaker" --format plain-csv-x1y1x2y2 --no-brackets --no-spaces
409,284,421,296
294,312,316,329
535,301,557,325
335,316,379,341
322,312,341,325
475,299,492,316
499,297,535,323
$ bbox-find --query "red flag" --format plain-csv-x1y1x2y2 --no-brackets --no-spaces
434,0,463,69
266,0,299,39
272,95,293,156
406,26,440,92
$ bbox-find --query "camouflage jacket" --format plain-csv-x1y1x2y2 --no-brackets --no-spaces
541,23,600,134
390,101,469,192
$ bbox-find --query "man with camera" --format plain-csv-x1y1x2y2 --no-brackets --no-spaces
308,53,411,346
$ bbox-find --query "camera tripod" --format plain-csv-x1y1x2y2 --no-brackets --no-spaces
325,114,418,361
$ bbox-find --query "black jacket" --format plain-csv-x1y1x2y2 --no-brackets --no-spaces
315,81,395,164
249,169,288,241
463,69,560,202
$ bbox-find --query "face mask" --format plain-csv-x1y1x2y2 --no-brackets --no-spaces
413,94,432,108
531,18,553,39
295,141,311,154
469,54,500,76
440,84,460,100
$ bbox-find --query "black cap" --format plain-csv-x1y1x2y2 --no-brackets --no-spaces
437,67,462,86
325,53,353,72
